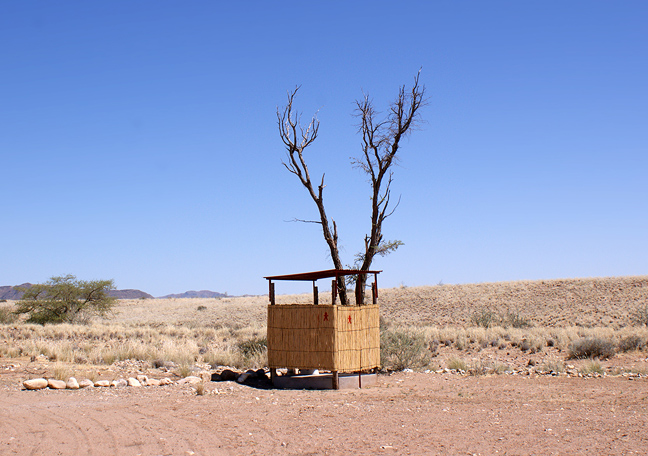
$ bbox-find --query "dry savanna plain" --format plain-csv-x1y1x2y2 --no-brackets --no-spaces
1,275,648,455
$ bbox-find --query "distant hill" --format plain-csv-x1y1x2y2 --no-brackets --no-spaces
157,290,228,299
0,283,33,300
108,289,154,299
0,284,153,300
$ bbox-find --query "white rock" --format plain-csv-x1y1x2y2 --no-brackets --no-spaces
127,377,142,387
146,378,161,387
78,379,95,388
66,377,80,389
402,368,414,373
178,376,201,385
95,380,110,387
48,379,67,390
111,379,128,388
159,377,173,386
136,375,148,385
23,378,48,390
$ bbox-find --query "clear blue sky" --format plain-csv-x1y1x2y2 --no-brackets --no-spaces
1,1,646,296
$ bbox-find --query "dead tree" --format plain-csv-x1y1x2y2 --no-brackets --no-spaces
278,72,426,305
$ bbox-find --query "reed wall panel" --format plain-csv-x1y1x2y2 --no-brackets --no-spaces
267,304,380,372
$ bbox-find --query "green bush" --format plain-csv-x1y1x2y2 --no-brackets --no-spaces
237,336,267,359
14,275,116,325
380,329,430,371
568,337,616,360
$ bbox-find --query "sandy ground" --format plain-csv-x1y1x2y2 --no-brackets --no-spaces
2,366,648,455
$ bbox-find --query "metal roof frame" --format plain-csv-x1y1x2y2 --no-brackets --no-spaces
264,268,382,282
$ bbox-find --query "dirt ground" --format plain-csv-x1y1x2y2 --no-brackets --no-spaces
2,365,648,456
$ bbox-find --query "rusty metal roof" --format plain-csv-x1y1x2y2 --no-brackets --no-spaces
264,269,382,281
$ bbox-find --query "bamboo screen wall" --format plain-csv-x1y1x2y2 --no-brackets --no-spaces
267,304,380,373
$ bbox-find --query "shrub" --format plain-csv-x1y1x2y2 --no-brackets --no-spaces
53,363,73,381
470,307,500,328
541,360,564,373
502,309,531,328
580,360,605,375
381,329,430,371
236,336,267,360
0,305,18,324
631,304,648,326
618,335,645,352
467,360,488,376
489,362,511,374
177,364,193,378
568,337,616,360
446,357,467,371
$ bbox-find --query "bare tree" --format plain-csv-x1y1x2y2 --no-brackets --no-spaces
278,72,426,305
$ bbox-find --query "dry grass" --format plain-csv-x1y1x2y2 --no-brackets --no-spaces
1,275,647,373
380,275,648,328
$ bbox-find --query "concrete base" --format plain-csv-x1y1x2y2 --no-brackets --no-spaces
272,372,377,390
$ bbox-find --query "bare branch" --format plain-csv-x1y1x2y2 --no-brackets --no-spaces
285,218,323,224
352,71,427,304
277,72,426,305
277,86,350,305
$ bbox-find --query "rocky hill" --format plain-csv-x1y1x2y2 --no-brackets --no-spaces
0,284,33,300
108,289,154,299
157,290,228,299
0,284,153,300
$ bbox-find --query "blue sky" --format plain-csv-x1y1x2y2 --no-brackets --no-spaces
1,1,646,296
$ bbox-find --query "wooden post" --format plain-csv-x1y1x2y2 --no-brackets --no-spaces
270,368,276,385
358,348,362,388
331,279,337,305
313,281,319,305
372,281,377,305
332,370,339,390
374,273,379,300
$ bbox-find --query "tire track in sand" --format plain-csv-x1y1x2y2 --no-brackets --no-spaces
0,387,230,456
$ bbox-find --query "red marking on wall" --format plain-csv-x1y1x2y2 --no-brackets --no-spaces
324,312,329,321
348,315,352,324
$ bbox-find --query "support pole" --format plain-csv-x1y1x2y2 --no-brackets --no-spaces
374,273,378,299
313,281,319,305
372,282,377,305
331,279,337,305
270,368,276,385
269,281,275,305
332,371,339,390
